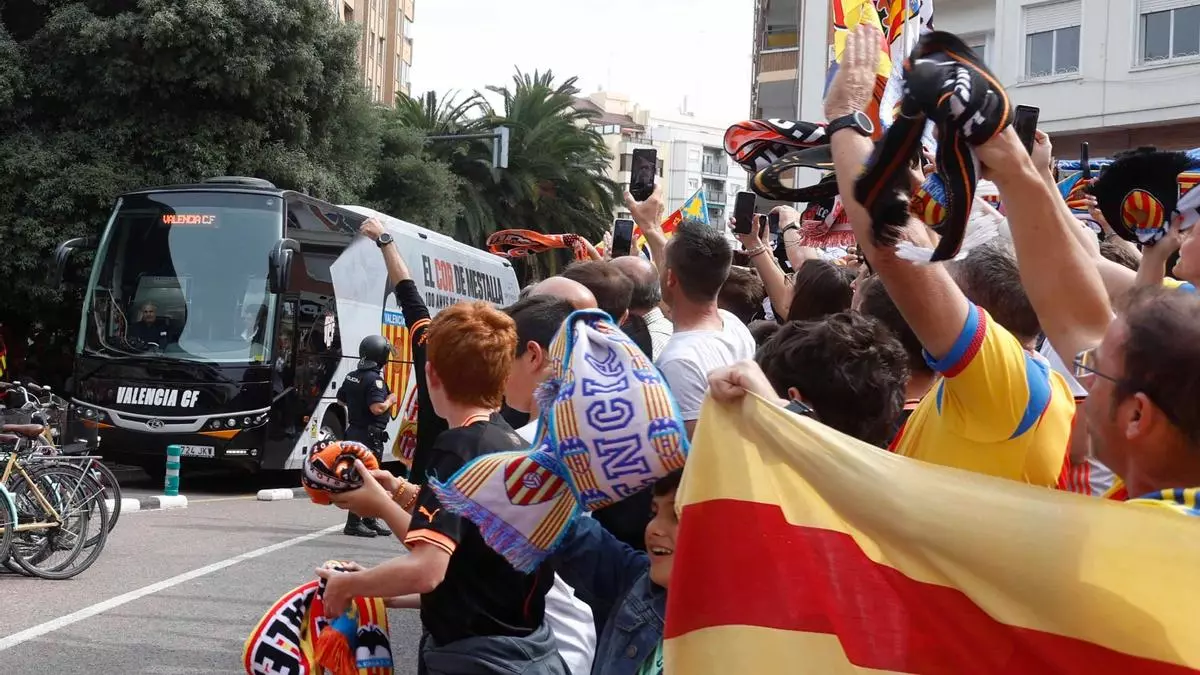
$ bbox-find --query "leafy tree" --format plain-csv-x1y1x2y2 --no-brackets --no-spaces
0,0,378,381
393,90,499,249
362,119,462,233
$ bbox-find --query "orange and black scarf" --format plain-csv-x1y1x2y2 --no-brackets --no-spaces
486,230,591,262
855,32,1011,262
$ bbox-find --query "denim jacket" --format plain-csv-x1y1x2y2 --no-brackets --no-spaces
553,517,666,675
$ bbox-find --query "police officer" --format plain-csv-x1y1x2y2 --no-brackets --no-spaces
336,334,397,538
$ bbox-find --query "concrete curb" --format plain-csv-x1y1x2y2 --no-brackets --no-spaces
257,488,297,501
105,498,142,514
138,495,189,510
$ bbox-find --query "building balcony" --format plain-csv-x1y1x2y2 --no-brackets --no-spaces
706,190,727,205
757,49,799,75
701,159,728,176
762,26,799,51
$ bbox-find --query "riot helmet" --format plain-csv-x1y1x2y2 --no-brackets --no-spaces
357,334,393,369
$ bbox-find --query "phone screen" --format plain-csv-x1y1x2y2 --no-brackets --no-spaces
1013,105,1040,155
768,211,780,233
611,219,636,258
733,191,757,235
630,149,657,202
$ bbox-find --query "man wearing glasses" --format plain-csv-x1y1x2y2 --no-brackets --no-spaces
1071,287,1200,512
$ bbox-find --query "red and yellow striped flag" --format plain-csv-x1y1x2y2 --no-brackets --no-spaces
665,395,1200,674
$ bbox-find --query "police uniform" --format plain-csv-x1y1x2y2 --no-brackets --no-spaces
338,366,390,454
336,335,395,538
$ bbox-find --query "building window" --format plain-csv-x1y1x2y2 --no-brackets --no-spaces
964,34,990,65
688,178,699,190
1024,1,1081,78
1141,2,1200,63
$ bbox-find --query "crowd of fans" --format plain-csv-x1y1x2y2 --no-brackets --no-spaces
310,24,1200,675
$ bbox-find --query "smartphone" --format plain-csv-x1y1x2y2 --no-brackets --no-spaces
629,149,657,202
732,191,758,235
1081,142,1091,180
1013,105,1040,155
768,211,780,233
611,219,636,258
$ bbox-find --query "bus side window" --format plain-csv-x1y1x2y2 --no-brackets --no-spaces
275,299,297,384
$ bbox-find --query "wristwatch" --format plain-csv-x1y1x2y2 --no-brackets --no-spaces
376,232,394,248
826,111,875,138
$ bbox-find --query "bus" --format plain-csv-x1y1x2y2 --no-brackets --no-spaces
54,176,520,475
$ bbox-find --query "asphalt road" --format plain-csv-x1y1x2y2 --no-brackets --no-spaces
0,491,424,674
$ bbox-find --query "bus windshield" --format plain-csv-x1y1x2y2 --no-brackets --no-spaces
79,190,284,365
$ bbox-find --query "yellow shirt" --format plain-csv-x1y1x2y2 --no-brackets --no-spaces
893,303,1075,486
1162,277,1197,292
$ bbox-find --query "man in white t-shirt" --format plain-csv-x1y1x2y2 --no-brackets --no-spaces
653,220,756,438
502,294,596,674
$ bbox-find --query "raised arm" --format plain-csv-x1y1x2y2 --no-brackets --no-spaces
358,218,444,474
625,183,667,266
976,129,1111,360
734,217,793,320
826,25,969,360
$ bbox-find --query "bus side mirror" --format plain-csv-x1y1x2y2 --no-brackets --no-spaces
269,238,300,294
52,237,97,286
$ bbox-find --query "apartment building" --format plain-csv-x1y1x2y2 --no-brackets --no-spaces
573,92,747,225
327,0,415,105
752,0,1200,157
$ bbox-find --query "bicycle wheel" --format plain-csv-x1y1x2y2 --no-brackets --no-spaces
0,485,16,565
9,464,109,580
87,460,123,532
37,461,111,549
26,461,112,559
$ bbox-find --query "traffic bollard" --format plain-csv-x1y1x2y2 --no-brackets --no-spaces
165,444,181,497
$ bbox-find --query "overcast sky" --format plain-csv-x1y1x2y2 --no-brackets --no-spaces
410,0,755,128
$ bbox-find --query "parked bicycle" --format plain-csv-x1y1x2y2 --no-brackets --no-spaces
0,381,120,579
1,380,124,531
0,428,110,579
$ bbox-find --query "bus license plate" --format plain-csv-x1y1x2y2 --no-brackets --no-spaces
180,445,215,458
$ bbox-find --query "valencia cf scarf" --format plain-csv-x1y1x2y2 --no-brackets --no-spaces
243,562,392,675
428,309,690,573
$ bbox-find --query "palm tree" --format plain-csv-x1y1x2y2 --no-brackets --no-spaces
393,71,619,279
480,69,619,278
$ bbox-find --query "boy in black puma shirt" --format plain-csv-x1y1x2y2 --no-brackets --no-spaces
320,301,565,675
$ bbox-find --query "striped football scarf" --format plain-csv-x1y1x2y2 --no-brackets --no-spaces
856,31,1011,262
301,440,379,505
1127,488,1200,517
244,561,392,675
487,230,591,262
429,309,690,572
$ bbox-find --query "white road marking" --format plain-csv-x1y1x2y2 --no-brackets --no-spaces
0,523,342,652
